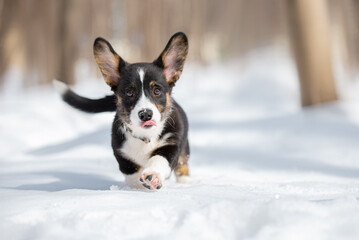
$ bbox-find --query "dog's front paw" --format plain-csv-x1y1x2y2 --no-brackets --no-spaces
139,172,162,190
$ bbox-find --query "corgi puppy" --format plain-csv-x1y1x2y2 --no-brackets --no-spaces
55,32,191,190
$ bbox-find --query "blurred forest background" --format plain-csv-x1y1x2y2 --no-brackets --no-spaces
0,0,359,106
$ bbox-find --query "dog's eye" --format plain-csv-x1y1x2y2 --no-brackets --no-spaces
153,87,161,96
126,89,134,97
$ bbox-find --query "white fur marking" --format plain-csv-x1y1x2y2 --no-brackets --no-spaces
128,92,163,140
124,172,143,189
53,79,68,95
127,68,163,139
142,155,171,180
138,68,145,83
120,133,173,189
120,131,171,168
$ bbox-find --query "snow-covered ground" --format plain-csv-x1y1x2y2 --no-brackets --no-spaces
1,48,359,239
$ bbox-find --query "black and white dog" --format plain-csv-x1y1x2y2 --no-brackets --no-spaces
55,32,191,190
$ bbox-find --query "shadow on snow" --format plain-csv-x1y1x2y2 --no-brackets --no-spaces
12,171,124,192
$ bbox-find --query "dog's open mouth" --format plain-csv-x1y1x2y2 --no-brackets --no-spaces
141,120,157,128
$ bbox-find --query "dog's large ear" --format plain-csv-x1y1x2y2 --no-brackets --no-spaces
153,32,188,87
93,37,126,91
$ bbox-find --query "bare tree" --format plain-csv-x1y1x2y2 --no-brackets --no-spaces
285,0,338,106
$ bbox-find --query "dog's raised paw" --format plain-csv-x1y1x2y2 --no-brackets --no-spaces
139,172,162,190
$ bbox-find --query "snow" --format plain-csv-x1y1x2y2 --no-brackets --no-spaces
1,47,359,239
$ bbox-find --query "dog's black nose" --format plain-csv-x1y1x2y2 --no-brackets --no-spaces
138,109,153,121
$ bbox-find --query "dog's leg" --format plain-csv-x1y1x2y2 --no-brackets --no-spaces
125,171,144,189
174,140,191,183
140,155,171,190
174,153,192,183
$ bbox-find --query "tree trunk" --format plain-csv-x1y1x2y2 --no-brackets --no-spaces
286,0,337,106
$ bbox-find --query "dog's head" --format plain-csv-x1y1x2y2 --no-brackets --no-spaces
93,32,188,139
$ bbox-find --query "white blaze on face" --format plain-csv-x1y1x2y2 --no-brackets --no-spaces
138,68,145,83
128,68,163,139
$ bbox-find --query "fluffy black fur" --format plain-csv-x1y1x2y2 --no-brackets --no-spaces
62,90,116,113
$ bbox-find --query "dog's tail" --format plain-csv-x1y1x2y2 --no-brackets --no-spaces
53,80,116,113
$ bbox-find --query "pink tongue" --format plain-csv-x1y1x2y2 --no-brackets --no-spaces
141,120,157,128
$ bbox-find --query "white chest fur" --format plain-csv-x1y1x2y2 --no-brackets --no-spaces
119,131,171,168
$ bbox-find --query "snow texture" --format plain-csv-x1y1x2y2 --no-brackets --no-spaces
1,48,359,239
